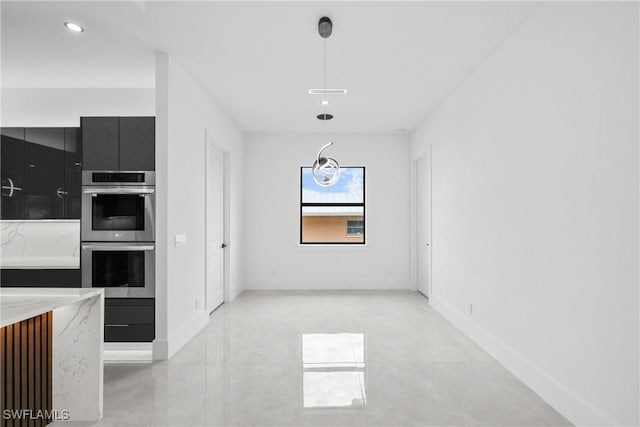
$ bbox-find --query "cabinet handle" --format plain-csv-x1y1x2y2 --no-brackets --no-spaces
106,324,130,327
1,178,23,198
56,187,68,199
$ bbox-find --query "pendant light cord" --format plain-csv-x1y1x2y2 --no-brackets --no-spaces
323,37,327,144
312,17,340,188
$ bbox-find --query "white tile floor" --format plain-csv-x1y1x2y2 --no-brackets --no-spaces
98,291,571,426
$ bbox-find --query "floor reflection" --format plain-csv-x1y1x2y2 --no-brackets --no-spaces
101,292,571,426
301,333,366,408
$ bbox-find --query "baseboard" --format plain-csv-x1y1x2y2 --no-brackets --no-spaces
104,342,152,351
429,295,614,426
104,343,153,363
244,278,415,290
152,311,209,360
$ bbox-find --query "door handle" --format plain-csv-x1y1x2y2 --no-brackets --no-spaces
221,243,227,249
82,244,155,251
83,187,155,195
56,187,68,199
1,178,23,197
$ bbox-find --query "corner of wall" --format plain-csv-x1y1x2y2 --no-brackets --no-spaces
153,311,209,361
154,51,170,356
169,312,209,359
154,51,246,360
152,339,169,361
228,286,243,302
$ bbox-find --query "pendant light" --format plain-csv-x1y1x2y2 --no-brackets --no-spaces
312,16,341,188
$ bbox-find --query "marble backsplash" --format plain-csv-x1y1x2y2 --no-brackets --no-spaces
1,220,80,269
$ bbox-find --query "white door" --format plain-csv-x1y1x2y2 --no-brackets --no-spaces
206,141,225,312
416,153,432,297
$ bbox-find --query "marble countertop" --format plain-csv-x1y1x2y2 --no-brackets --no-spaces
0,288,103,328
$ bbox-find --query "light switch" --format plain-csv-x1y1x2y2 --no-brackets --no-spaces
174,234,187,247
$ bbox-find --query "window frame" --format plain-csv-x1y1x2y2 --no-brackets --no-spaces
300,166,366,245
346,219,365,238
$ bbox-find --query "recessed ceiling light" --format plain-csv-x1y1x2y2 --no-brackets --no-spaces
309,89,347,95
321,99,329,106
64,22,84,33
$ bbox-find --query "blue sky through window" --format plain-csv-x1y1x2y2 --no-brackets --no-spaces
302,167,364,198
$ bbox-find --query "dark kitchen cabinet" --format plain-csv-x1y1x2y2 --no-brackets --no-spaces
1,127,82,220
119,117,155,171
105,324,155,342
1,128,26,219
64,128,82,218
0,269,81,287
82,117,155,171
104,298,155,342
24,128,65,219
81,117,119,171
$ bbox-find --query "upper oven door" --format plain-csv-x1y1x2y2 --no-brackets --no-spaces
82,186,155,242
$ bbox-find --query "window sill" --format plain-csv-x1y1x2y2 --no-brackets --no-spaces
298,243,369,250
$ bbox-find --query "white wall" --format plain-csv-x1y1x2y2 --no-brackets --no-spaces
1,88,154,126
154,53,244,360
411,2,638,426
244,133,412,290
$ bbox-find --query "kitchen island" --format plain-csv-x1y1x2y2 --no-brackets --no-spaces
0,288,104,425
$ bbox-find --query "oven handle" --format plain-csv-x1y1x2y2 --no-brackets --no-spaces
81,244,155,251
82,187,155,195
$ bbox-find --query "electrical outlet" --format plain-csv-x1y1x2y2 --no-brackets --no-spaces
174,234,187,247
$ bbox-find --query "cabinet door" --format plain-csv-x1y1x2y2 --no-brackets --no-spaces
24,128,65,219
104,324,155,342
104,298,155,342
119,117,155,171
64,128,82,219
1,128,25,219
81,117,119,171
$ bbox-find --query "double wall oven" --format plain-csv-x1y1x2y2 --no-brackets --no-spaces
81,171,155,298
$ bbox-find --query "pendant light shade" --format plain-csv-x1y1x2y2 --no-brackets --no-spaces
312,142,341,187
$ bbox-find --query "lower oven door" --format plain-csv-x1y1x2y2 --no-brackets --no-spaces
81,242,155,298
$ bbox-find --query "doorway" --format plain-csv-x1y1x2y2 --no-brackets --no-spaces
205,136,226,313
416,152,432,297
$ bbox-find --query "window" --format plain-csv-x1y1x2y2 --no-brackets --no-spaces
300,166,365,244
346,220,364,237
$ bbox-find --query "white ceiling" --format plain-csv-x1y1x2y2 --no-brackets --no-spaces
1,1,540,133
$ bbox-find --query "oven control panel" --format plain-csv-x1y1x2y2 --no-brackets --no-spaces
82,171,155,186
92,172,145,183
